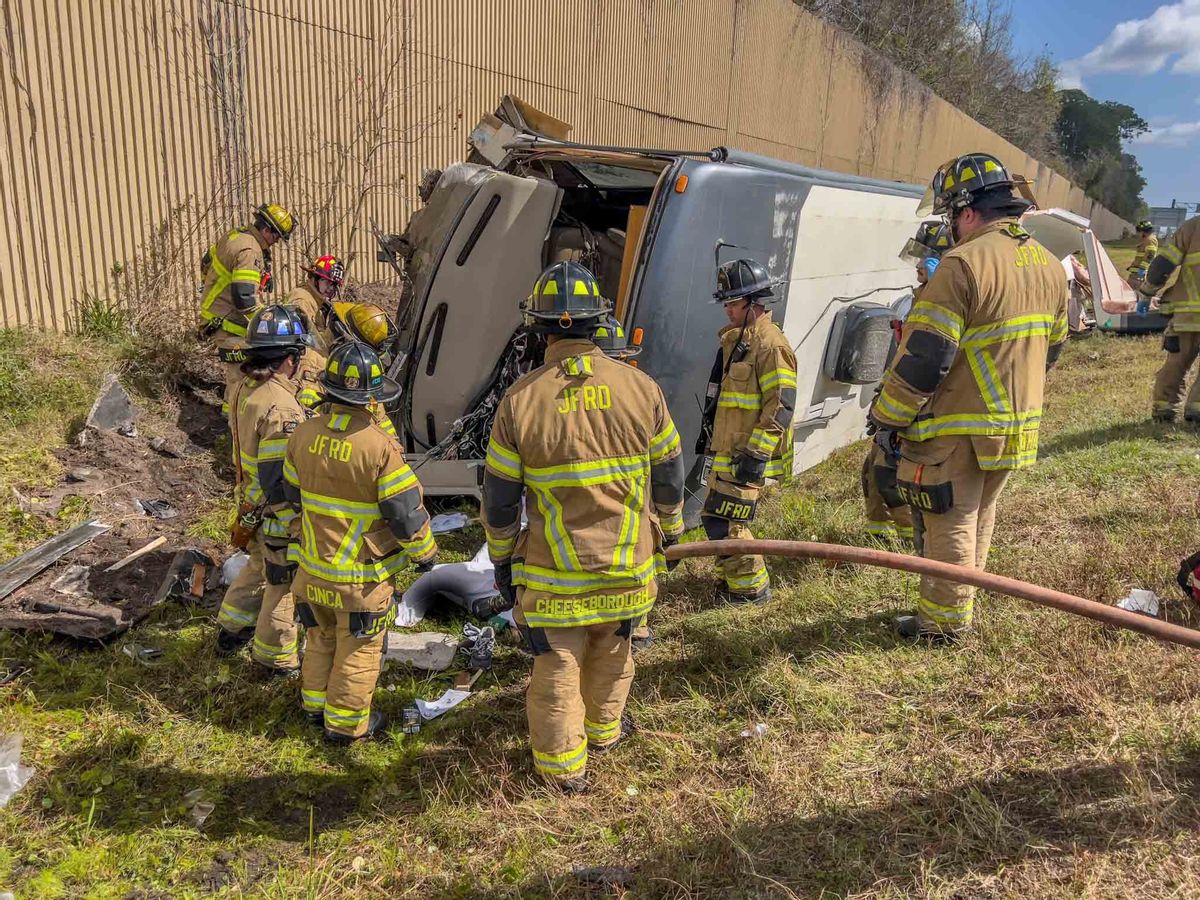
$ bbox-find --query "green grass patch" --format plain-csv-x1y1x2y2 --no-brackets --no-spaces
5,317,1200,896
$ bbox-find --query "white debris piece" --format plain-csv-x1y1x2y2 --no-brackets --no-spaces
221,552,250,586
383,632,460,671
430,511,472,534
1116,589,1160,617
415,688,472,720
396,543,498,626
0,735,34,808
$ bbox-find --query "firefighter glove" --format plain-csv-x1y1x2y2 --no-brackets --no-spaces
873,427,900,466
661,535,680,572
494,560,517,609
732,453,767,486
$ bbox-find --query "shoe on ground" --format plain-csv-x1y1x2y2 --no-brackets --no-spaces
1152,413,1177,424
631,630,654,655
254,663,300,680
305,711,323,726
554,774,589,795
720,586,771,605
324,710,389,745
215,627,253,657
589,713,637,756
894,613,964,645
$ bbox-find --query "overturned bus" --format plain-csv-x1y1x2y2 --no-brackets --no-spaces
379,96,1134,519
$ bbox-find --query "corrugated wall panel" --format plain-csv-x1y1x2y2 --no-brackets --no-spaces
0,0,1132,330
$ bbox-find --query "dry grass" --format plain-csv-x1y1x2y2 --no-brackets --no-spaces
3,324,1200,897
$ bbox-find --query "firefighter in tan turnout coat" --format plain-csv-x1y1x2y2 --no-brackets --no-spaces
282,341,438,743
482,262,685,792
1142,216,1200,423
870,154,1068,642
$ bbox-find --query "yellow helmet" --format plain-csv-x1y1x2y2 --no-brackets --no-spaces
333,302,396,352
254,203,297,242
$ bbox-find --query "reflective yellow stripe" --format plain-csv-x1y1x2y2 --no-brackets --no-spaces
961,314,1054,348
258,437,288,461
659,508,685,537
966,348,1012,415
524,455,648,488
747,428,779,455
867,521,899,536
562,355,594,376
199,237,254,337
284,458,299,486
302,690,327,712
903,411,1041,440
917,595,973,625
1161,243,1184,265
523,588,657,628
612,476,644,570
875,386,919,424
487,532,516,559
585,718,621,743
717,391,760,410
300,490,379,518
908,302,964,341
232,267,261,283
217,603,257,628
758,368,797,391
298,386,322,409
726,566,769,593
1050,314,1069,344
513,555,663,596
649,422,681,463
328,413,351,432
378,465,419,500
486,437,522,480
403,525,436,560
288,542,405,584
532,739,587,775
530,485,583,572
252,636,299,660
324,703,370,728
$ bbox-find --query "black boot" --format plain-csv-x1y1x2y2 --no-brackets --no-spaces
554,774,589,795
720,586,771,605
631,629,654,655
589,713,637,756
894,614,962,645
324,710,389,745
215,627,253,657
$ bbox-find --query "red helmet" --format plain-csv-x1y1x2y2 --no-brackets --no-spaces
305,255,346,286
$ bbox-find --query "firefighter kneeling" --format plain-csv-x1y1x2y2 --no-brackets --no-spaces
482,262,685,792
870,153,1068,642
282,341,438,743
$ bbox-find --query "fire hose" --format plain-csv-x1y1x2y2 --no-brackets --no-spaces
665,540,1200,651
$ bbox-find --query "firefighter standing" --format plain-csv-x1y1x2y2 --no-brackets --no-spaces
214,306,311,672
870,154,1068,642
198,204,296,412
1142,215,1200,423
481,262,685,791
283,341,438,742
696,259,797,604
1128,220,1159,292
863,222,953,543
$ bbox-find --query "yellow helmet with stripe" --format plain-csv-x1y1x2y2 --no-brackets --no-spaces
254,203,297,242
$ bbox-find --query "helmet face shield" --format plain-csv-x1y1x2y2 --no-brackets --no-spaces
899,237,932,265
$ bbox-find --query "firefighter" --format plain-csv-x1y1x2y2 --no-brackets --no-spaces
287,255,345,353
481,262,685,792
1141,215,1200,423
1128,220,1159,292
198,203,297,413
214,305,310,672
870,153,1068,642
863,221,953,543
695,258,797,604
283,341,438,743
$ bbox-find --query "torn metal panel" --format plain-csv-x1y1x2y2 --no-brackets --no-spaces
0,520,110,601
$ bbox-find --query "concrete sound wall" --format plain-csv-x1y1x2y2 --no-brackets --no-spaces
0,0,1131,329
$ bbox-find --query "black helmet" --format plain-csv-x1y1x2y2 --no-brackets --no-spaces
919,154,1028,217
1136,219,1154,233
522,262,610,334
899,220,954,264
318,341,400,406
714,258,778,304
245,305,311,361
592,315,642,360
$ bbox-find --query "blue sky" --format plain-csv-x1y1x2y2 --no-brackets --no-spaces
1006,0,1199,209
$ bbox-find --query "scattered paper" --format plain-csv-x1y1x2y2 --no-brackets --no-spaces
182,787,215,826
0,734,34,808
739,723,769,739
430,511,472,534
414,689,472,721
1116,589,1159,617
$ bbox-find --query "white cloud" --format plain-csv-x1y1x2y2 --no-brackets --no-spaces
1133,120,1200,147
1063,0,1200,88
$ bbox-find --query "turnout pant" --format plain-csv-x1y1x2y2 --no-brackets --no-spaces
862,445,913,543
1152,329,1200,421
701,475,769,597
517,605,635,783
297,580,392,737
217,536,265,635
898,436,1011,634
253,543,300,670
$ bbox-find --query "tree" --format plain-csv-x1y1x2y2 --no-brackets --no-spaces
1055,91,1148,219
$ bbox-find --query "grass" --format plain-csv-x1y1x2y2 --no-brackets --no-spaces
5,320,1200,896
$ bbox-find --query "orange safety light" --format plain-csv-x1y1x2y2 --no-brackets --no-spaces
674,175,689,193
631,327,644,346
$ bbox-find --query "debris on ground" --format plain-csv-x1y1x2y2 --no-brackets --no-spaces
461,623,496,670
1116,589,1160,617
148,437,183,458
0,734,34,808
414,688,472,721
135,498,178,520
0,667,28,686
396,544,499,626
121,643,164,665
572,866,635,889
221,552,250,586
84,373,139,434
383,632,460,671
0,392,227,639
182,788,216,827
429,511,472,534
0,520,111,601
740,723,769,739
401,705,422,734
